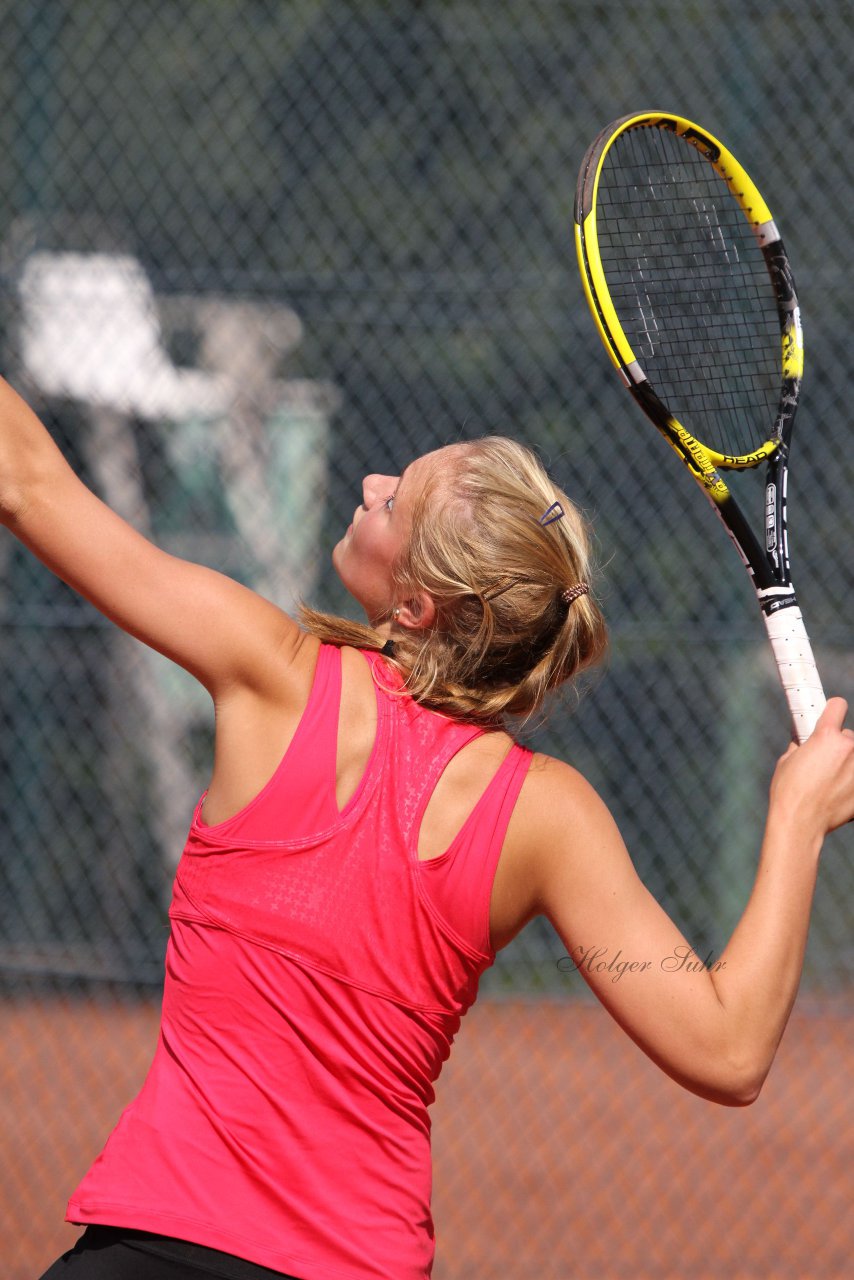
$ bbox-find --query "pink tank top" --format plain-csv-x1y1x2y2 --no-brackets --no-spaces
67,645,533,1279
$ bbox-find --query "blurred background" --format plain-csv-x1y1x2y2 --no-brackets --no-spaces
1,2,852,1277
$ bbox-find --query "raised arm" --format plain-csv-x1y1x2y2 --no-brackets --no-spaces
0,376,305,697
520,700,854,1105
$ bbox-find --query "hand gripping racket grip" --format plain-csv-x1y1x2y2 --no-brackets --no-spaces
763,605,826,743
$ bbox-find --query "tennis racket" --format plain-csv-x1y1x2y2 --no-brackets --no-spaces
574,111,825,742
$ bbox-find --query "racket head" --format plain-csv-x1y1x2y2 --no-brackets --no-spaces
574,112,803,471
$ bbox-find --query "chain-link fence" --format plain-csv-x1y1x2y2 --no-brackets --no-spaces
1,2,852,1277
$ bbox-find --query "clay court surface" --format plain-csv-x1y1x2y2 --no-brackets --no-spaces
3,995,851,1279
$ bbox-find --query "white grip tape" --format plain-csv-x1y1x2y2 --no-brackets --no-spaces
763,606,826,743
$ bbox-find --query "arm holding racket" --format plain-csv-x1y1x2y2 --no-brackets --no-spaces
519,706,854,1105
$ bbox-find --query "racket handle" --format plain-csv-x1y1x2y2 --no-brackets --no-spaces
763,606,826,743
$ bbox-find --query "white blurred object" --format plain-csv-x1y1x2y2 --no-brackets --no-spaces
18,251,233,419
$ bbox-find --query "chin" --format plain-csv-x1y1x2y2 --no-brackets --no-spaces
331,538,346,575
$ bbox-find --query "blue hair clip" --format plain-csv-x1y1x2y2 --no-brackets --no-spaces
538,501,565,527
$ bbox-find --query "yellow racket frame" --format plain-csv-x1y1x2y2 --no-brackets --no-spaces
574,111,804,484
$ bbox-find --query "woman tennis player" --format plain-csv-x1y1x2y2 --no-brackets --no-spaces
2,374,852,1280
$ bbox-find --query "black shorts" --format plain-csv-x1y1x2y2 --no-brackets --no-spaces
38,1226,303,1279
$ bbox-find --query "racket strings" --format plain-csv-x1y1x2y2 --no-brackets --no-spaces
596,126,781,459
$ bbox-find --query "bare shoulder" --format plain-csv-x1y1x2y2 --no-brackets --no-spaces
200,627,323,824
521,750,594,794
516,752,614,839
216,621,321,715
491,751,618,950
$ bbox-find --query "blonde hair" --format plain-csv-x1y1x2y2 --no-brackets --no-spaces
301,437,607,726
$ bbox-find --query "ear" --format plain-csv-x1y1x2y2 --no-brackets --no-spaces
395,591,436,632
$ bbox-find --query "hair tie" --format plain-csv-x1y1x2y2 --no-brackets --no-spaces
561,582,589,606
